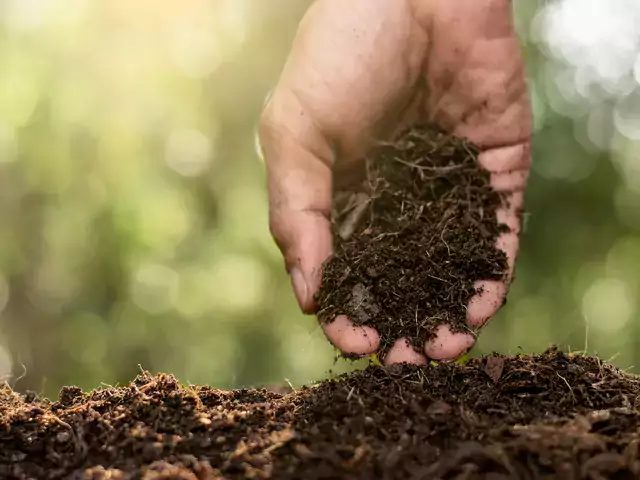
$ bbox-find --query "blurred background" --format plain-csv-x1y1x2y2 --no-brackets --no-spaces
0,0,639,398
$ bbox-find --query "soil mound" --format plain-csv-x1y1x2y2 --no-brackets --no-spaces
2,349,639,479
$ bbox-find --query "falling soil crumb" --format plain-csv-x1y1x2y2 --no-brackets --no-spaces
316,125,510,355
2,348,640,479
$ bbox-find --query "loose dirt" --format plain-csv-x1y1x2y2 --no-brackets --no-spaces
316,126,510,355
2,348,639,479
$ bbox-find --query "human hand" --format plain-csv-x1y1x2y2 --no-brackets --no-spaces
259,0,532,364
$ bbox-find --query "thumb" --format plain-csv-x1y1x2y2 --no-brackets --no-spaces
258,0,422,313
259,95,334,314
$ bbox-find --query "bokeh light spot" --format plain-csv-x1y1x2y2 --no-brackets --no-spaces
282,321,336,383
586,104,616,150
166,129,213,177
111,302,150,349
507,295,552,350
210,254,267,314
581,277,634,333
614,87,640,141
184,335,239,386
175,267,216,320
532,133,596,182
4,0,52,31
606,236,640,289
168,24,222,79
131,264,179,314
63,312,109,365
542,67,589,118
540,0,640,89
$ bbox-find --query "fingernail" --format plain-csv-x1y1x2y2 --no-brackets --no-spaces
290,268,309,311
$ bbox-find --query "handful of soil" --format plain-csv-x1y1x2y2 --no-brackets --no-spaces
316,126,510,355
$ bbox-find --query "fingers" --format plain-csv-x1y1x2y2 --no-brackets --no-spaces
415,0,532,351
495,191,524,233
424,325,475,360
462,229,517,329
260,99,334,313
463,144,529,328
322,315,380,356
467,280,508,328
384,338,427,365
383,325,474,365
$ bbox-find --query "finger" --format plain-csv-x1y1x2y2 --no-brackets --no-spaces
412,0,532,347
482,147,529,255
261,0,426,313
464,212,519,329
322,315,380,356
495,230,519,274
464,229,518,328
260,106,334,313
466,193,520,328
424,324,475,361
423,0,532,283
467,280,508,328
495,191,524,233
384,338,428,365
464,146,528,327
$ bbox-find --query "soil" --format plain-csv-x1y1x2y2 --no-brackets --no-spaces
2,348,640,479
315,126,510,355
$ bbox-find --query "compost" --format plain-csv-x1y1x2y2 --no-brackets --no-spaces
2,349,640,479
316,126,510,354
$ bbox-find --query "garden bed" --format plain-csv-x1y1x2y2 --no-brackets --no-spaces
1,349,640,479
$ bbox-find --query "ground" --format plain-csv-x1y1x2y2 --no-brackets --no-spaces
1,348,639,479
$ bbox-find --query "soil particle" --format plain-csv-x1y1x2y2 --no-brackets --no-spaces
2,348,640,479
315,126,510,356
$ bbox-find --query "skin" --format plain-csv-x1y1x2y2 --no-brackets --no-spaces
259,0,532,364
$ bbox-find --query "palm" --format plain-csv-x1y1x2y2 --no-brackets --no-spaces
259,0,532,364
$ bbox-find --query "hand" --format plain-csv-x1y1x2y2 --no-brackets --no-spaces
259,0,532,364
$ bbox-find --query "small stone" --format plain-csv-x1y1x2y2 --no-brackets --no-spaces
587,410,611,424
293,444,315,459
347,283,380,323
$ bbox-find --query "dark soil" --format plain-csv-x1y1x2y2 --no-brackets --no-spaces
2,348,640,479
316,126,510,355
